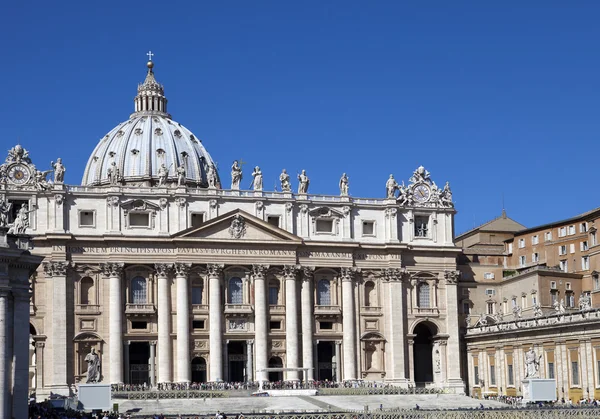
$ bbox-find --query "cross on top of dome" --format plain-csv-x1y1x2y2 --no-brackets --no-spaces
133,52,169,118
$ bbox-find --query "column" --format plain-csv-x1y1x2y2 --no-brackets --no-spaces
246,340,254,382
384,268,408,382
208,264,224,382
149,341,156,388
444,270,465,392
301,267,315,381
175,263,192,383
155,263,173,383
340,267,357,380
45,261,71,392
253,264,269,382
101,262,125,384
407,334,415,383
335,341,342,382
123,342,130,383
223,340,229,382
284,265,299,381
12,289,31,418
0,290,9,418
35,341,45,392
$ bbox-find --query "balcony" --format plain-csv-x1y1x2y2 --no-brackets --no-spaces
360,306,382,315
314,305,342,316
224,304,253,314
269,305,285,313
125,303,156,315
75,304,101,315
192,304,209,314
413,307,440,316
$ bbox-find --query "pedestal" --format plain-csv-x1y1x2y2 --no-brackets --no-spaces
78,383,112,411
522,379,557,403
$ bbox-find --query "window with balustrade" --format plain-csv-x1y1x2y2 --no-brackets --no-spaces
228,277,243,304
130,276,147,304
317,279,331,305
417,282,431,308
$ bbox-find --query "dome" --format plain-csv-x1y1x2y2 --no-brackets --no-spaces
81,59,219,187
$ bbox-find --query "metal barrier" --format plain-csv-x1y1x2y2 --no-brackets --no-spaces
112,390,229,400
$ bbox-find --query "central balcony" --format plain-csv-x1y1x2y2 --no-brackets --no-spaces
314,305,342,317
125,303,156,315
224,304,253,314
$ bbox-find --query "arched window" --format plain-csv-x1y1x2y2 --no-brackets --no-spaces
317,279,331,306
364,281,375,307
228,277,243,304
80,277,94,305
417,282,430,308
131,276,147,304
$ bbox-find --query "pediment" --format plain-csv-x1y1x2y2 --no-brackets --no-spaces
121,199,160,212
308,206,345,218
174,209,302,242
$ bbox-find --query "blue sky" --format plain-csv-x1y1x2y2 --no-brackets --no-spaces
2,1,599,235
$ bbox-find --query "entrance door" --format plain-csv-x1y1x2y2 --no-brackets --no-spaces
413,322,436,385
268,357,283,382
129,342,150,385
228,341,246,382
317,341,334,381
191,357,207,383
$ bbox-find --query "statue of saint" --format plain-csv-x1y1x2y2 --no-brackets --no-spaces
339,173,349,196
297,170,309,194
440,181,453,207
524,347,541,378
51,158,66,183
0,197,12,228
279,169,291,192
385,174,398,198
533,304,543,317
207,163,218,188
85,347,101,383
251,166,263,191
8,204,35,235
107,162,120,185
176,164,186,187
157,164,169,187
231,161,242,190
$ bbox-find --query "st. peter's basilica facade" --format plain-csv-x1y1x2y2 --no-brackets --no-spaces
0,59,463,398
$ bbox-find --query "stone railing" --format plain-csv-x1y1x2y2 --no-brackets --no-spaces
414,307,440,316
269,304,286,312
192,304,208,313
224,304,253,314
467,308,600,335
75,304,101,314
125,303,156,314
360,306,383,314
314,305,342,315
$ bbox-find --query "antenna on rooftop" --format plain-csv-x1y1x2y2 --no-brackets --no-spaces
502,193,506,218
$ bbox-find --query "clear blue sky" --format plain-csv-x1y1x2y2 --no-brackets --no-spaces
2,1,599,235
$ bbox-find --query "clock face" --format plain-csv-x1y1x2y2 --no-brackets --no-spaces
8,164,31,185
413,184,431,203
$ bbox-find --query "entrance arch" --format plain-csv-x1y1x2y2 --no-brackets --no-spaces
413,321,437,385
268,357,283,382
191,357,207,383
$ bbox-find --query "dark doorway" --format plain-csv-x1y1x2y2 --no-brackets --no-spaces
316,341,335,381
191,357,207,383
228,341,246,382
413,322,436,385
268,357,283,382
129,342,150,385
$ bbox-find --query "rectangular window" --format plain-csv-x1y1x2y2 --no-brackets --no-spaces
362,221,375,236
545,231,553,241
414,216,429,238
507,364,514,385
581,256,590,270
532,295,537,306
559,245,567,255
592,231,598,246
507,243,513,253
560,260,568,272
131,321,147,330
463,302,470,314
581,241,589,251
192,320,205,330
487,302,494,314
532,235,539,245
316,219,333,233
483,272,495,280
569,225,576,235
269,321,281,330
319,321,333,330
567,294,575,307
548,362,555,379
519,255,526,266
191,212,204,227
485,289,496,296
559,227,566,237
581,222,588,233
511,298,517,308
191,286,203,304
129,213,150,227
267,215,280,227
79,210,95,227
474,366,479,385
418,283,431,308
594,275,600,290
490,365,496,385
518,238,525,248
551,291,558,304
521,295,527,308
268,286,279,305
572,361,580,385
570,243,575,254
532,253,539,263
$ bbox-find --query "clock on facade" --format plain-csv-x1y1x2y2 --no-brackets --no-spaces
412,184,431,203
7,163,32,185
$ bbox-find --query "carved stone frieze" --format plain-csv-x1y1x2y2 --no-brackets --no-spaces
209,199,218,209
174,262,192,277
175,197,187,208
385,208,397,218
54,194,64,206
228,214,246,239
43,261,71,277
382,267,408,282
229,319,247,331
100,262,124,277
158,198,168,210
285,202,293,212
106,196,120,207
154,263,172,278
444,270,460,284
207,264,224,277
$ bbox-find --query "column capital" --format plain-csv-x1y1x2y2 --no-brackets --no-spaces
252,264,269,279
340,267,360,282
100,262,124,278
301,266,315,281
381,268,409,282
335,340,343,345
207,263,224,277
247,339,254,345
154,263,173,278
283,264,300,279
43,261,73,277
444,270,461,284
149,341,157,346
174,262,192,277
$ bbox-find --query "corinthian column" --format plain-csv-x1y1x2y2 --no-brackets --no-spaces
300,267,315,381
208,264,224,381
175,263,192,383
341,267,359,381
101,262,124,383
444,270,465,392
383,268,408,382
155,263,173,383
252,264,269,383
283,265,299,381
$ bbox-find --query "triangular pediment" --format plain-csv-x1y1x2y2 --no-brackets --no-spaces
173,209,302,242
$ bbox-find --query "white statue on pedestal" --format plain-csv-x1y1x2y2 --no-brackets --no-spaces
385,175,398,198
157,164,169,186
279,169,291,192
51,158,66,183
339,173,349,196
524,347,542,378
176,164,186,187
0,197,12,228
231,161,242,190
251,166,263,191
297,170,309,194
